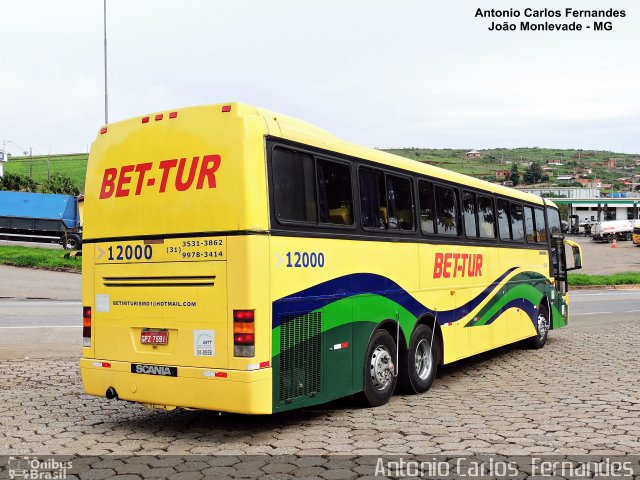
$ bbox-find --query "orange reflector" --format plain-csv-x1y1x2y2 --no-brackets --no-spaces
234,322,254,334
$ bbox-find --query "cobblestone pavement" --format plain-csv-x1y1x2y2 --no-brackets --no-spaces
2,319,640,460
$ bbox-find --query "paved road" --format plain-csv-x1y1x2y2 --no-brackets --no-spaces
1,286,638,361
1,284,639,459
569,288,640,328
0,264,80,300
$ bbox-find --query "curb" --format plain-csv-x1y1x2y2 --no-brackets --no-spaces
570,284,640,290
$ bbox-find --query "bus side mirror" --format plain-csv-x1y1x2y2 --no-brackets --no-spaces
564,239,583,271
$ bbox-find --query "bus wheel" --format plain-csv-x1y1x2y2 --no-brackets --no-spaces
355,329,397,407
399,324,438,394
528,304,550,349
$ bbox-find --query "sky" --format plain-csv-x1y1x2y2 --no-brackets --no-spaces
0,0,638,155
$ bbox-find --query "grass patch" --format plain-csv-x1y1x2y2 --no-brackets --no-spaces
0,245,81,272
4,154,87,191
569,271,640,286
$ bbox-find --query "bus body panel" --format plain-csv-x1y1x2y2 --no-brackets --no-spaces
93,259,228,369
269,234,554,412
80,358,272,414
82,103,273,413
84,103,270,241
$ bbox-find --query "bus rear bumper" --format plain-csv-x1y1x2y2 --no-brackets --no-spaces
80,358,273,414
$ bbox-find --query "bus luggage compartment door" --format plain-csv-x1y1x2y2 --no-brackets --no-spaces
93,260,228,369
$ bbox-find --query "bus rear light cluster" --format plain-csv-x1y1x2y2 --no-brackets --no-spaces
233,309,255,357
83,306,92,347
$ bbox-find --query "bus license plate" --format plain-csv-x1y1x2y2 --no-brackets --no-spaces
141,330,168,345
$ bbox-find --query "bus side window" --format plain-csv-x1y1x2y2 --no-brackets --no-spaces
385,174,414,231
435,185,459,236
534,208,547,243
463,191,478,238
418,180,435,234
317,159,353,225
478,195,496,239
547,207,561,236
497,199,511,241
272,148,317,223
510,203,525,242
524,206,536,243
359,168,386,230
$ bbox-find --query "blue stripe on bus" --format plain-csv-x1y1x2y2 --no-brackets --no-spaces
272,267,518,329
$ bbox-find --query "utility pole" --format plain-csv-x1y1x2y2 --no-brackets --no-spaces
29,147,33,179
103,0,109,125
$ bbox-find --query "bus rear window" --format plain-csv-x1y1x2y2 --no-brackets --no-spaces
272,149,317,223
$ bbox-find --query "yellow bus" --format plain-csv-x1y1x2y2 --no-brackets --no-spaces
80,102,582,414
633,224,640,246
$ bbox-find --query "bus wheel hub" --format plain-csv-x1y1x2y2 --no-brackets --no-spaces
370,346,394,390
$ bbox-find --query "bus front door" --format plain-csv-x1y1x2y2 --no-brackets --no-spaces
551,235,568,325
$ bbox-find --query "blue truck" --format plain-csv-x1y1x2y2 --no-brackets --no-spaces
0,191,82,249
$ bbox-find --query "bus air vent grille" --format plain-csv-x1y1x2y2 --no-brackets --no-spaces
279,311,322,403
102,276,215,287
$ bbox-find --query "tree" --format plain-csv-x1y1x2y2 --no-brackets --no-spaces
40,173,80,196
523,162,543,184
0,173,37,192
509,163,520,186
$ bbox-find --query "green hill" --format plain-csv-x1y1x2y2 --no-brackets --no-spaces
4,148,639,193
3,154,87,191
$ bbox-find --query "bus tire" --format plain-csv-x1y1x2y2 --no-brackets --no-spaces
355,329,398,407
398,324,438,394
528,304,550,349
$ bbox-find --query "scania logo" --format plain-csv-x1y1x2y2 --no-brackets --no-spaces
131,363,177,377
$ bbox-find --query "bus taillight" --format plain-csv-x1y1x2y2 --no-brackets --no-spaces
83,306,92,347
233,310,255,357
